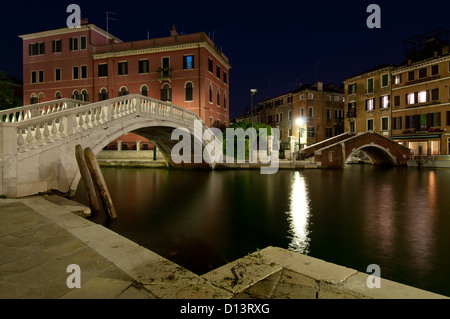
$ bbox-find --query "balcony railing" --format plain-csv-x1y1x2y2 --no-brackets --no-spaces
346,109,356,118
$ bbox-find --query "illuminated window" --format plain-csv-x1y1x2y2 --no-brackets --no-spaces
380,95,390,108
365,98,375,111
394,75,401,84
418,91,427,103
183,55,194,70
407,93,415,105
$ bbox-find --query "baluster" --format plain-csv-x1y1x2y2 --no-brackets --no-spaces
58,117,65,137
43,121,50,142
51,119,58,140
78,112,85,131
85,110,91,128
26,126,34,149
17,129,25,153
35,124,42,146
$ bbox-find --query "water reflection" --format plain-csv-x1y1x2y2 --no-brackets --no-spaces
286,172,311,254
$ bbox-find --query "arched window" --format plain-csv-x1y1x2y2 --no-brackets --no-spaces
161,84,172,102
99,88,108,101
81,89,89,102
55,91,62,99
72,90,79,100
38,92,45,102
185,82,193,101
118,86,128,97
30,93,38,104
141,85,148,97
209,84,213,103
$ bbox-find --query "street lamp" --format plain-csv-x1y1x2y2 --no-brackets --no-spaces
250,89,258,161
296,117,305,150
250,89,258,129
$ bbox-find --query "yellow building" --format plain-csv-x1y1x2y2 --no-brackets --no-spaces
344,28,450,156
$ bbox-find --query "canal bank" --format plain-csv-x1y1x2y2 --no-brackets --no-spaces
0,195,447,299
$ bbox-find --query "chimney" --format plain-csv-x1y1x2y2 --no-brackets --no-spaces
171,25,179,37
81,18,89,25
317,81,323,91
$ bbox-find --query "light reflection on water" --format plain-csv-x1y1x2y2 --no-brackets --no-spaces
286,171,311,254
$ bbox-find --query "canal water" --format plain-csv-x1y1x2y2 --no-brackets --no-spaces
75,165,450,296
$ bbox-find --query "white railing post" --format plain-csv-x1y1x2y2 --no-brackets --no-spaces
0,124,18,157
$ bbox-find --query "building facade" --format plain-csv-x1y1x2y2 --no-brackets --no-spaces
20,22,230,130
235,82,345,149
344,29,450,156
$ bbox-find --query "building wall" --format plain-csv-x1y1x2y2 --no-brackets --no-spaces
20,24,230,130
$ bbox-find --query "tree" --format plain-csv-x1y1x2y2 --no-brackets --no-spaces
0,71,22,110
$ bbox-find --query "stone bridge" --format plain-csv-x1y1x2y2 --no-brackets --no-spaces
0,95,218,198
300,131,412,168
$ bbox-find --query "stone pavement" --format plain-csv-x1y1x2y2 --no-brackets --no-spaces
0,195,448,299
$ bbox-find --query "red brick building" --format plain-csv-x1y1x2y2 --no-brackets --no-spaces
20,21,230,129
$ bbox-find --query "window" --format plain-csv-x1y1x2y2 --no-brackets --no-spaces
308,107,313,118
393,117,402,130
431,88,439,101
30,94,38,104
73,66,79,79
81,89,89,102
98,64,108,77
367,119,374,131
70,37,78,51
183,55,194,70
326,108,331,119
217,89,220,106
99,88,108,101
380,95,390,108
365,98,375,111
394,75,401,84
300,94,304,101
38,70,44,83
119,87,128,97
288,110,292,121
216,65,221,79
350,121,355,133
139,59,149,74
208,58,213,73
55,68,61,82
118,62,128,75
55,91,62,99
334,95,340,102
418,90,427,103
348,83,357,94
161,57,170,77
141,85,148,97
223,71,227,84
307,93,314,100
29,42,45,56
80,36,87,50
224,94,227,110
394,95,401,107
406,93,415,105
408,71,415,82
418,67,427,79
81,66,87,79
326,128,333,138
161,84,172,102
381,117,389,131
326,95,331,101
367,78,374,93
432,112,441,127
307,127,315,138
209,84,213,103
31,71,37,84
431,64,439,76
52,40,62,53
381,74,389,87
185,82,193,101
72,90,79,100
300,108,304,117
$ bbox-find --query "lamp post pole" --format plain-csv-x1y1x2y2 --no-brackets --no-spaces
250,89,258,161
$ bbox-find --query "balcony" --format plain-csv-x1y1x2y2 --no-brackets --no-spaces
346,109,356,119
157,68,172,83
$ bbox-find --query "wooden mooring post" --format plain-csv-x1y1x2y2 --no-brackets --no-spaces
75,145,101,214
84,147,118,219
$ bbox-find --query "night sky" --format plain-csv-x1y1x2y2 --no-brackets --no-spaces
2,0,450,119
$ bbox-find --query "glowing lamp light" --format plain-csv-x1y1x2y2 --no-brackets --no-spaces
296,117,305,126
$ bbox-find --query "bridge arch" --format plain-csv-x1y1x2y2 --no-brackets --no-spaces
346,144,398,166
0,95,217,198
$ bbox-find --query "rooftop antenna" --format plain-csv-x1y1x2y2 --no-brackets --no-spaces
106,11,117,35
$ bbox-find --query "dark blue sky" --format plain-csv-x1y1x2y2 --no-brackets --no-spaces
2,0,450,118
